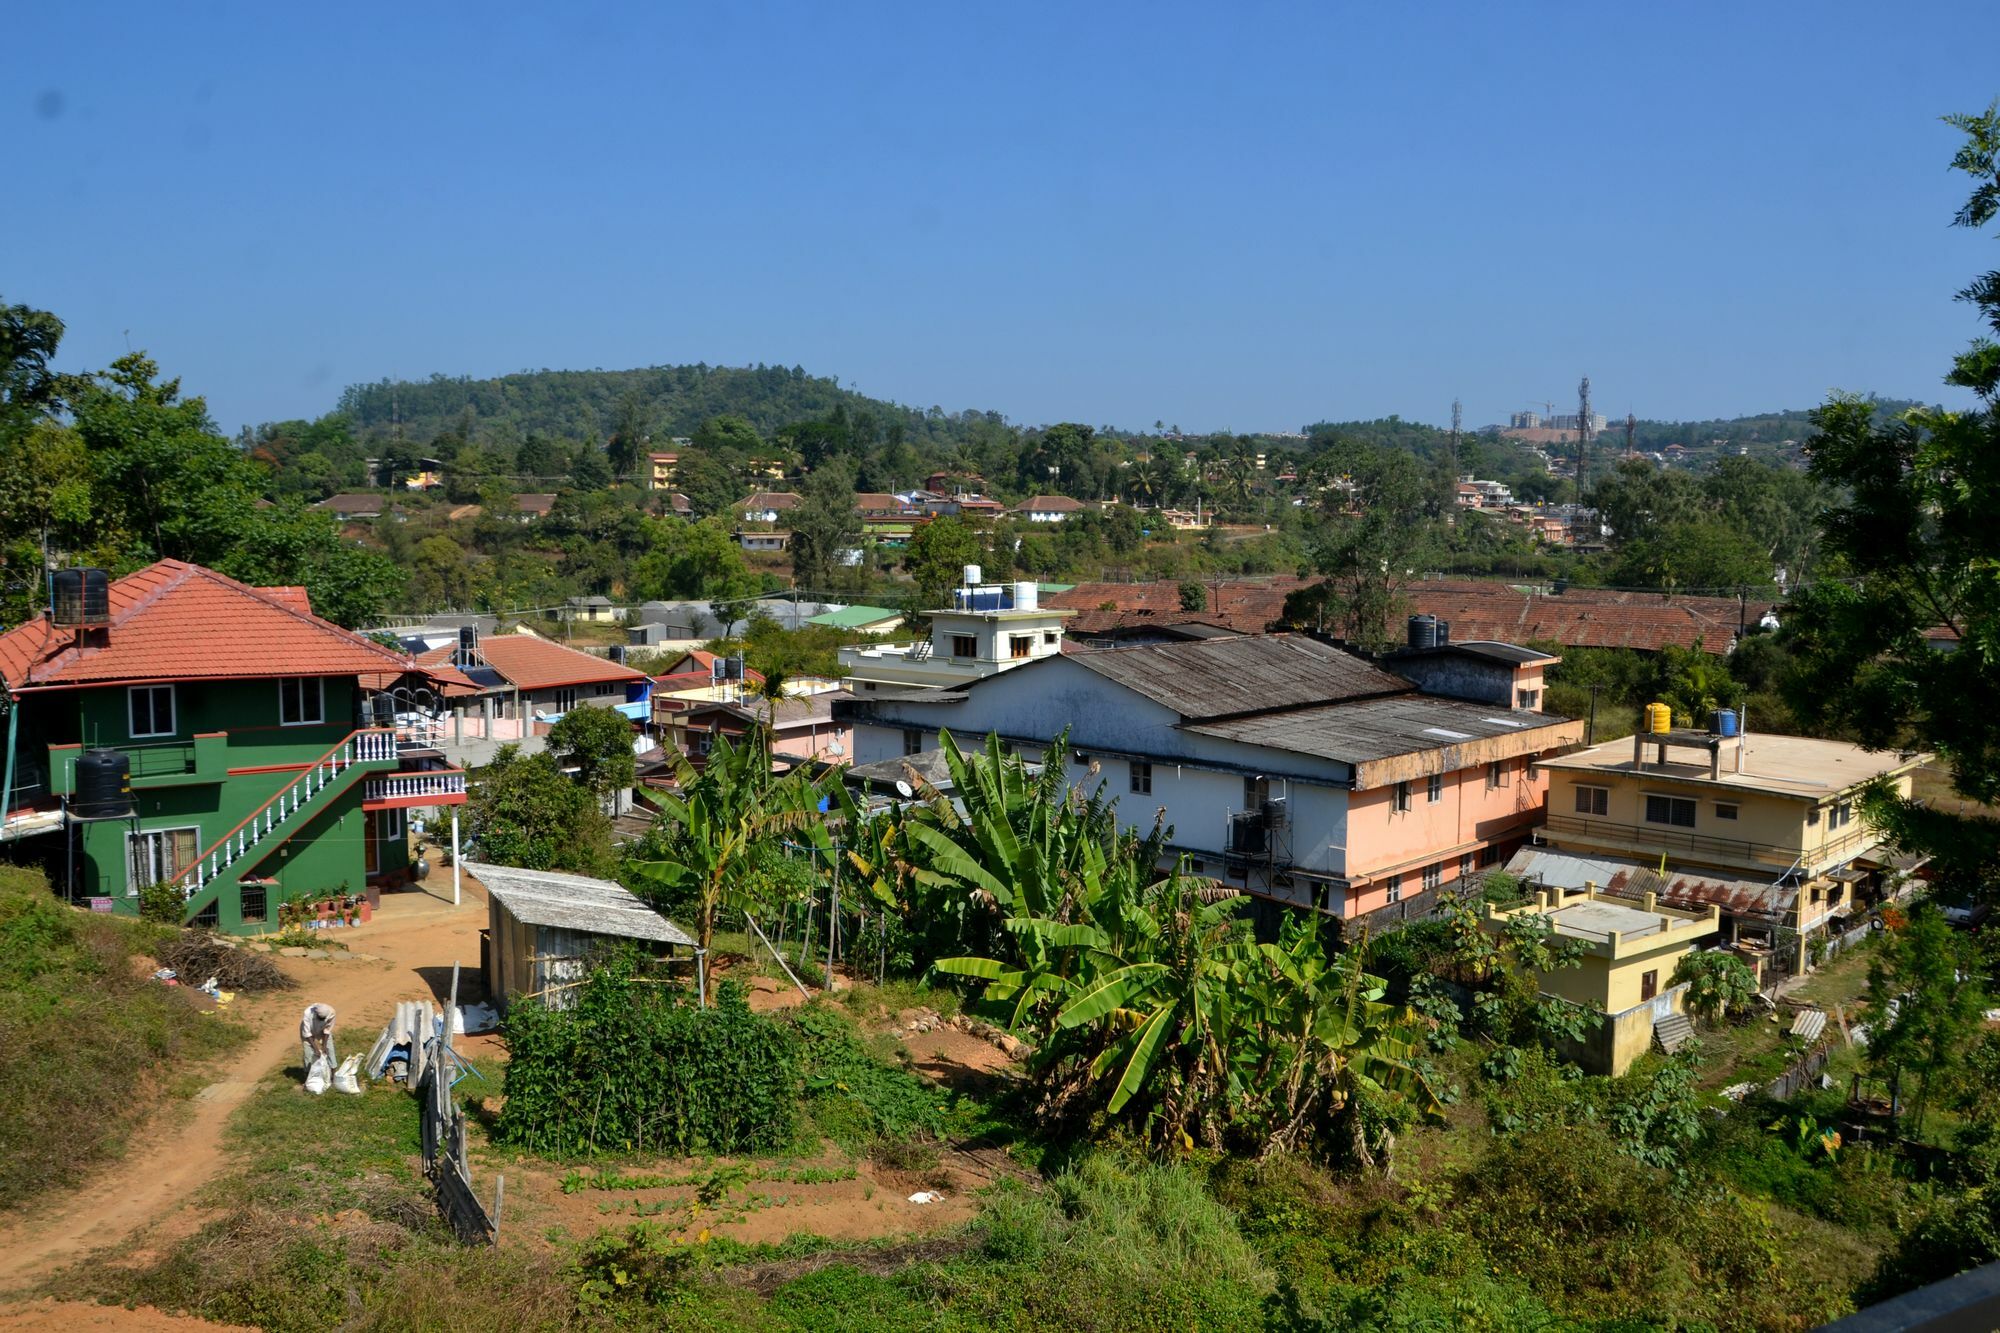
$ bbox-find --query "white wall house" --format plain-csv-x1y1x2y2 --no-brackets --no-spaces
1017,495,1085,523
834,634,1582,929
838,575,1071,692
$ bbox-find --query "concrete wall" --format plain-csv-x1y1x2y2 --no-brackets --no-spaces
1342,757,1549,913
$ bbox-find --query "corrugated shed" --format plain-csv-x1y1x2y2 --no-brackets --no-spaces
0,559,412,691
1068,634,1412,720
1045,577,1309,636
470,861,694,945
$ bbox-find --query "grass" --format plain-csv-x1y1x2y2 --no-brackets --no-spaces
0,865,249,1214
1694,938,1878,1090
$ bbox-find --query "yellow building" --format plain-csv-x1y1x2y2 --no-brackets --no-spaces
646,451,679,490
1515,729,1927,977
1483,885,1719,1074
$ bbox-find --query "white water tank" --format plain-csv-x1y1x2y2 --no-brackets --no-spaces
1012,581,1038,610
963,564,982,587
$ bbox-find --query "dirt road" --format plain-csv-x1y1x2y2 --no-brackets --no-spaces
0,881,491,1298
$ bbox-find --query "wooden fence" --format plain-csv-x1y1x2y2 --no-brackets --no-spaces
418,963,502,1245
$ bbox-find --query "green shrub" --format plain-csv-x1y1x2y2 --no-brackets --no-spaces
0,865,244,1212
793,1001,950,1154
497,969,799,1157
136,878,185,924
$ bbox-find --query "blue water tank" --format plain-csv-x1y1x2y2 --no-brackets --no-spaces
1713,708,1739,737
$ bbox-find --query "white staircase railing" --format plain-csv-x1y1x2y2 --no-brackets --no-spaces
177,728,396,900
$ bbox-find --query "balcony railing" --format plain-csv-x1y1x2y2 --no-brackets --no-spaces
363,771,467,803
1541,812,1876,873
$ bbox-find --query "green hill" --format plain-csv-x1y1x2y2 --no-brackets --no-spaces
333,363,1007,448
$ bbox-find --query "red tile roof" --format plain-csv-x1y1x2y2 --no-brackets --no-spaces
0,560,413,691
1045,578,1311,635
653,649,765,690
1019,495,1086,511
743,492,802,511
515,493,557,516
420,635,648,692
1402,580,1772,656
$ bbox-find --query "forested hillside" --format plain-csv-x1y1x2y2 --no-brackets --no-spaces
336,363,1009,450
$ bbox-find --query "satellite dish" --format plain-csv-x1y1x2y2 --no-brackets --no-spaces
895,780,914,798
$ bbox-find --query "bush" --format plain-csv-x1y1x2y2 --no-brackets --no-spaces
0,865,244,1212
497,969,799,1157
794,1001,951,1154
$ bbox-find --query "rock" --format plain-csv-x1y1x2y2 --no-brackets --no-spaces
279,946,308,957
305,949,332,959
997,1035,1028,1059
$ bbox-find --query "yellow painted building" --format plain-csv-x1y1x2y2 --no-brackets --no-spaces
1483,885,1720,1074
1516,729,1927,975
646,452,680,490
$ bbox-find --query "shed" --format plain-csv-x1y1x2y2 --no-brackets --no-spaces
468,861,697,1010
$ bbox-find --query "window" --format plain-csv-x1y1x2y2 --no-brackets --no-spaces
553,687,578,713
129,684,175,739
951,634,977,658
1640,969,1659,1002
1043,631,1059,645
902,728,923,756
1188,858,1207,875
1831,800,1854,829
127,826,197,894
1129,760,1152,795
1460,853,1474,879
1517,688,1539,710
1807,806,1822,826
1574,785,1608,816
1715,802,1739,820
1421,862,1442,891
1385,875,1402,904
863,681,877,691
277,677,324,726
1427,773,1443,803
1393,780,1412,813
1244,775,1269,808
239,882,267,925
1487,760,1510,788
1480,844,1502,867
1645,794,1697,828
1010,634,1032,659
1810,885,1821,904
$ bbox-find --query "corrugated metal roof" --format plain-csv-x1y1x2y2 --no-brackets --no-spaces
469,861,694,945
1186,694,1574,766
1790,1009,1827,1043
1068,634,1410,721
1391,640,1558,666
1505,846,1795,920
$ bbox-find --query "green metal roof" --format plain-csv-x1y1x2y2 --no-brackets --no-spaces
1037,582,1076,593
807,605,903,628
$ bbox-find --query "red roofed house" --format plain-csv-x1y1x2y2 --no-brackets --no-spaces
1017,495,1086,523
0,561,466,933
742,492,802,523
413,630,651,728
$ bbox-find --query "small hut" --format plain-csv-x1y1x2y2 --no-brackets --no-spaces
468,861,698,1009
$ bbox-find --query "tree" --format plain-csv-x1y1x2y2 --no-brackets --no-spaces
468,745,614,875
673,450,743,520
692,413,763,454
630,517,761,602
570,441,612,490
1178,580,1207,613
547,703,638,799
1670,950,1757,1026
1304,439,1441,647
1867,906,1986,1135
788,459,862,592
216,503,406,627
901,516,981,629
1784,103,2000,900
606,390,651,481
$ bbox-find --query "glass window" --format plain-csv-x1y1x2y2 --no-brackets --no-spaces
1129,760,1151,794
127,826,198,894
1427,773,1443,803
1422,862,1442,891
1043,631,1059,645
554,687,578,713
1010,634,1032,659
1645,794,1697,828
1517,688,1539,710
1393,780,1411,813
129,684,176,738
1574,786,1608,816
277,677,324,726
951,634,977,657
1386,875,1402,903
1244,775,1269,808
1487,760,1510,788
1715,802,1739,820
902,728,923,756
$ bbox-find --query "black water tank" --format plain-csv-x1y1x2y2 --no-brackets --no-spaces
74,748,133,819
1407,614,1439,649
608,644,627,665
370,694,396,727
51,568,110,626
1436,619,1451,645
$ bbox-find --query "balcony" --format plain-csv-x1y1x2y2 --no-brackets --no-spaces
363,769,468,808
1541,812,1877,876
47,732,227,793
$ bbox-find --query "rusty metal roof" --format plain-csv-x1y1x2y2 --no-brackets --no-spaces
1505,846,1796,920
1068,634,1410,721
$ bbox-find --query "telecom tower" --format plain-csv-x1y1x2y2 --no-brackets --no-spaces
1576,376,1593,496
1625,412,1637,458
1449,398,1462,480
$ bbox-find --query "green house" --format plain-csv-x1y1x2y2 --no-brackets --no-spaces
0,561,466,932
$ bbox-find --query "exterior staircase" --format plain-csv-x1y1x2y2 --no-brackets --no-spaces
175,728,399,925
1654,1011,1698,1054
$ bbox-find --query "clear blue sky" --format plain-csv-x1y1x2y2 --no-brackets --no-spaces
6,3,1997,436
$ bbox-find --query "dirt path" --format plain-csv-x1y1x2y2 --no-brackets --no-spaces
0,882,491,1297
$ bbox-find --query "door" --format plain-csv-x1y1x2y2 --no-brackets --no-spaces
1640,969,1659,1002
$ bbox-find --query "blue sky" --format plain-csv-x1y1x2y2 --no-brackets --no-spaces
6,3,1998,436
